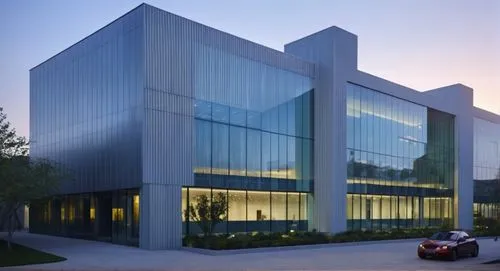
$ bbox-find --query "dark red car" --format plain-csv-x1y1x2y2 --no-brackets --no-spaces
417,231,479,261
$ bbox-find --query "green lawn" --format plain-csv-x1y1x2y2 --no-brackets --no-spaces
0,239,66,267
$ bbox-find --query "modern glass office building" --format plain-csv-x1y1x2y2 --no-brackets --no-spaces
29,4,500,249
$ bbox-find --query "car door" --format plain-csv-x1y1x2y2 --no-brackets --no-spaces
462,232,474,255
458,232,471,256
454,232,465,256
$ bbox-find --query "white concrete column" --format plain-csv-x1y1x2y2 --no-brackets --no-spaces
285,27,358,234
455,108,474,230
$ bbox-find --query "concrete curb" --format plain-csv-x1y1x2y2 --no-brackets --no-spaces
182,237,426,255
182,236,500,256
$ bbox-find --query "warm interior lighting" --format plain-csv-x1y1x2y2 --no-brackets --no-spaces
185,187,307,222
90,208,95,220
133,195,140,222
348,194,452,220
112,208,124,221
194,167,298,179
61,207,65,221
68,205,75,222
347,178,448,189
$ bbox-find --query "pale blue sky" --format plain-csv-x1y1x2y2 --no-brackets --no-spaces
1,0,499,137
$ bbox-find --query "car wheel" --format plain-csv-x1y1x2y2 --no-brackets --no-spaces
472,246,479,257
418,253,425,259
449,249,458,261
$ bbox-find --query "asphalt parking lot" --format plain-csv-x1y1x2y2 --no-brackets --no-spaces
1,232,499,271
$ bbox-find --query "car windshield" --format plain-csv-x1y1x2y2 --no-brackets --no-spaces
430,232,458,241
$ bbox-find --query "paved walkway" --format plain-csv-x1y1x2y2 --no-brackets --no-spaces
1,232,499,271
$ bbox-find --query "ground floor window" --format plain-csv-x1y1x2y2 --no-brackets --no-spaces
182,187,310,235
29,189,139,246
347,193,452,230
474,203,500,220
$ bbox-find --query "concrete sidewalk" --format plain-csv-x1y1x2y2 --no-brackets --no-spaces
1,232,499,271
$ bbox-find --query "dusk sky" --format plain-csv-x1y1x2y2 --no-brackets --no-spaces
0,0,499,138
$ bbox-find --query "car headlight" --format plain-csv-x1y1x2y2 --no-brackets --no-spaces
419,244,424,249
441,245,448,250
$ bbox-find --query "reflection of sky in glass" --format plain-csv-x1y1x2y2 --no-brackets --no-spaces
346,83,455,189
194,44,313,113
194,90,314,182
474,117,500,180
347,96,425,128
347,83,427,162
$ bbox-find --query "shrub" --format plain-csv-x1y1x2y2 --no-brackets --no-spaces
182,226,500,250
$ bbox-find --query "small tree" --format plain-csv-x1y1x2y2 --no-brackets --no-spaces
185,192,227,237
0,107,62,250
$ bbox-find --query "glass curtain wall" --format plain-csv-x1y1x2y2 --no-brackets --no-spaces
346,83,455,230
182,187,308,235
29,189,140,246
473,118,500,223
193,90,314,192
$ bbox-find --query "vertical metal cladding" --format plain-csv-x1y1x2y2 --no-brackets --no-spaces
29,7,145,194
142,109,193,186
140,184,182,249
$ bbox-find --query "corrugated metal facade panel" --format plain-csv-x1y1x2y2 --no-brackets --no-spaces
144,89,193,116
29,7,145,194
142,109,193,186
140,183,182,249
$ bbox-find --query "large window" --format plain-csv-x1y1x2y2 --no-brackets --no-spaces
271,192,287,232
347,193,451,230
29,189,140,246
193,90,314,192
473,118,500,222
346,83,455,230
248,191,271,232
230,126,246,176
228,190,247,232
182,187,309,235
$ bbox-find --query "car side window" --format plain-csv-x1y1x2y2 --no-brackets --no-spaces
461,232,470,239
450,233,459,240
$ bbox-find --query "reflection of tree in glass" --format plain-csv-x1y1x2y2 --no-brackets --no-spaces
413,155,440,185
400,168,412,180
387,168,396,180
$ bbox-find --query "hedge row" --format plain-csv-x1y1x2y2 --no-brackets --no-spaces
183,226,500,250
